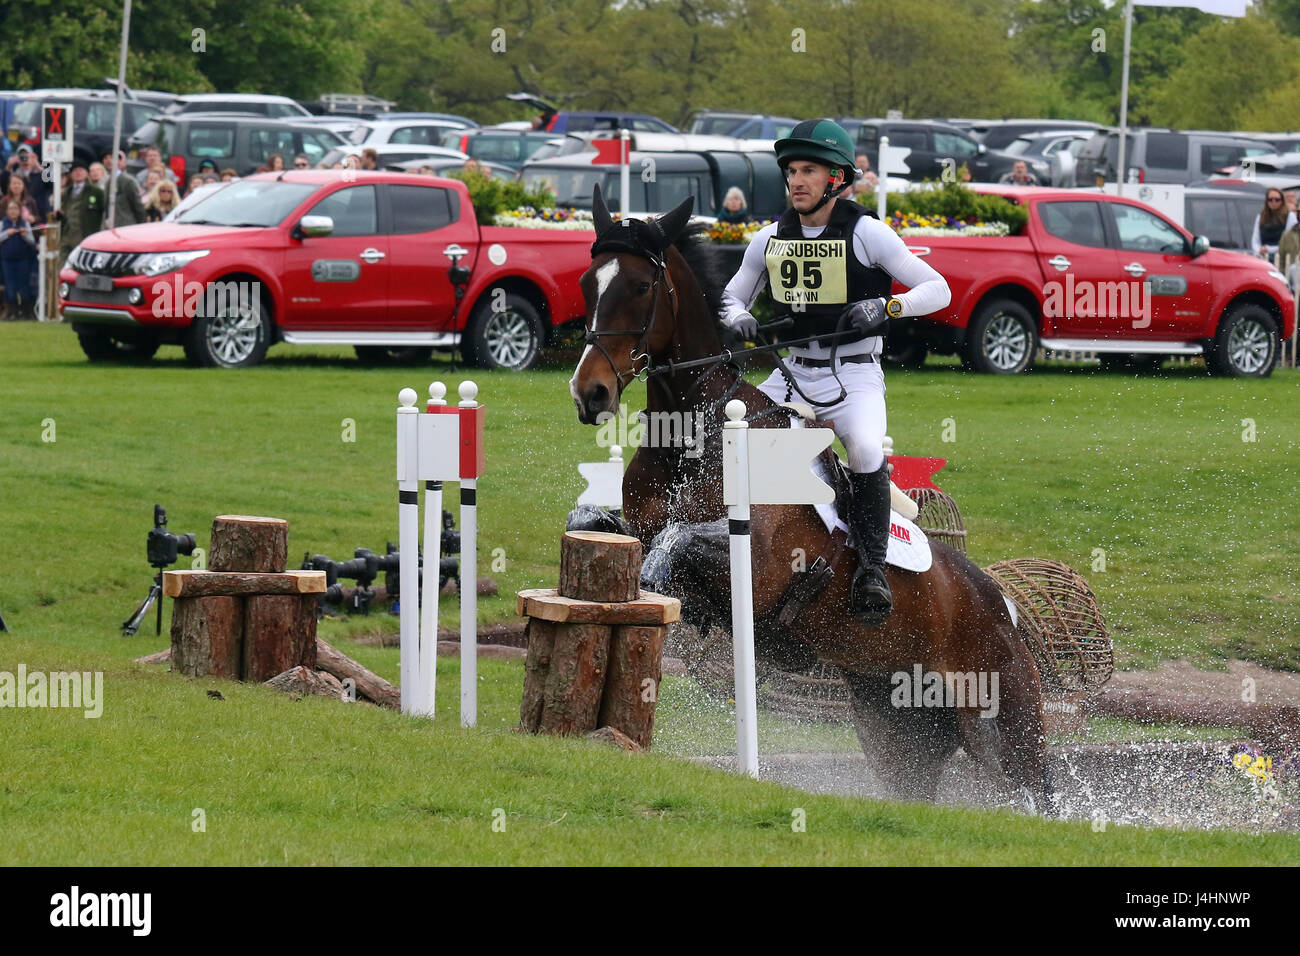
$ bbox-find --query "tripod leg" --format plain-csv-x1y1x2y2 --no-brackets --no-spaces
0,610,8,632
155,572,164,636
123,584,161,637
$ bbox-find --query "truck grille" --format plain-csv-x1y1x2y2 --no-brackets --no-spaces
71,249,142,277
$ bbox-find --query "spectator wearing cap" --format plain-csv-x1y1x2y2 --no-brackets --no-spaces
196,158,219,178
103,150,146,227
58,162,105,260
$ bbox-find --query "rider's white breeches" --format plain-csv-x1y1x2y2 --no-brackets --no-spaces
756,360,887,473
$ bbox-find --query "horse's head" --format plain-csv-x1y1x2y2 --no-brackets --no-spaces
570,184,695,424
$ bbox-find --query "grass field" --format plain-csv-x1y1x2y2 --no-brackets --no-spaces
2,322,1299,864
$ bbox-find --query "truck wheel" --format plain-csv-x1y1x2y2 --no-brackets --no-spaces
1207,305,1277,378
183,290,271,368
965,298,1037,374
465,292,543,370
74,325,161,362
354,346,434,365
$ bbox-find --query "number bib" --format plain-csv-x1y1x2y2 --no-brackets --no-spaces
764,237,849,307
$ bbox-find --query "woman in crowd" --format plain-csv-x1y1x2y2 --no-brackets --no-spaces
265,153,286,172
140,168,162,205
1,198,37,319
144,181,180,222
718,186,749,223
1251,187,1296,261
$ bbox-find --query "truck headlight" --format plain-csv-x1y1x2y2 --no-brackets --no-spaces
133,250,211,276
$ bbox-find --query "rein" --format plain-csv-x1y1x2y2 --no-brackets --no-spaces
582,252,678,392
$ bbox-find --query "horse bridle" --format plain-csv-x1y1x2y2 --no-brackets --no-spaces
583,248,678,394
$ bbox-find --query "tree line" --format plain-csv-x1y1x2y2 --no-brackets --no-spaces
7,0,1300,133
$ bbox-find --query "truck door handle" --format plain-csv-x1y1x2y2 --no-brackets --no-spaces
1048,255,1071,271
360,248,386,264
1123,262,1146,277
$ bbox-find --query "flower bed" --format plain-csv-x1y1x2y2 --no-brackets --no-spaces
492,206,594,230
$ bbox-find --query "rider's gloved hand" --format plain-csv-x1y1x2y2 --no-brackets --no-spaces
841,297,888,334
724,311,759,339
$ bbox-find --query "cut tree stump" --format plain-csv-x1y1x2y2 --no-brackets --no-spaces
558,531,641,603
209,515,289,573
521,619,612,736
243,595,318,682
171,596,243,678
597,625,666,749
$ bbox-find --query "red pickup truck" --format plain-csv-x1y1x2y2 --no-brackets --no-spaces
58,171,593,369
885,185,1295,376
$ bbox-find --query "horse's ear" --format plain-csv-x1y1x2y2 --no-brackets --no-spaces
592,183,613,235
655,194,694,246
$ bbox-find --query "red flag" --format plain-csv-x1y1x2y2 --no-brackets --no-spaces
590,138,629,165
887,456,947,492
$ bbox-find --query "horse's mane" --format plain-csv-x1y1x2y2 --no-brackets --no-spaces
672,223,730,328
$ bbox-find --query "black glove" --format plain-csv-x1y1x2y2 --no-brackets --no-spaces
841,297,888,334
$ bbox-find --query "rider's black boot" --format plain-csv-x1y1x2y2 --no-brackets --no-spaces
848,465,893,625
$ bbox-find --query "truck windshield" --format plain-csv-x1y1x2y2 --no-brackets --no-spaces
175,180,318,227
522,168,607,208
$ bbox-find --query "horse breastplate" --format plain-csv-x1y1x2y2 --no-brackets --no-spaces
764,201,893,343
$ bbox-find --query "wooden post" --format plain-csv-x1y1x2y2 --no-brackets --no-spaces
171,596,243,678
518,532,676,747
209,515,288,573
243,595,318,682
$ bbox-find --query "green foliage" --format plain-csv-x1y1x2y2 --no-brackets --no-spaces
446,170,556,224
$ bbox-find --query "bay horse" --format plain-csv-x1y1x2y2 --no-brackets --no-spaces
568,187,1049,808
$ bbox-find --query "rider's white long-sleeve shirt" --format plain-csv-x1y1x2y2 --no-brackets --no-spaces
719,212,952,357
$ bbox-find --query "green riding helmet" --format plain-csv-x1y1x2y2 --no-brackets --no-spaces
774,118,859,211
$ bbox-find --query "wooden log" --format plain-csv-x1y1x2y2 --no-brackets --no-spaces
315,637,400,709
538,622,611,736
597,624,666,749
243,595,318,682
170,596,243,678
517,588,680,625
586,726,641,751
134,648,172,664
265,665,346,700
163,569,326,598
1094,687,1300,747
209,515,289,573
520,618,557,732
557,531,642,603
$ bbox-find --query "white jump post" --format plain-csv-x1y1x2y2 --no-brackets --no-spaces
458,381,480,728
577,444,624,512
395,380,485,721
721,400,835,778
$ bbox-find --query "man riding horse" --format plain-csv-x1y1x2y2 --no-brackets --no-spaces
718,118,951,623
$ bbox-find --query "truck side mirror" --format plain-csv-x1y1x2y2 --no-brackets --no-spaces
1191,235,1209,257
294,215,334,239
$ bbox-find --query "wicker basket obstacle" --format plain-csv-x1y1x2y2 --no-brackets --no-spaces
906,487,968,553
982,558,1114,735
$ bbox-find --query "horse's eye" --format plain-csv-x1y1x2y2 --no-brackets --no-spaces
637,282,651,295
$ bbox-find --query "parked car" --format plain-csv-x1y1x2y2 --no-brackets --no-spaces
12,90,159,166
1002,130,1093,186
521,148,785,219
506,92,678,133
881,185,1293,376
687,111,799,139
164,93,311,119
1238,131,1300,154
298,93,397,117
440,129,560,169
297,115,370,141
845,119,1024,183
127,113,345,179
58,171,595,370
391,157,517,181
319,143,468,168
966,119,1103,151
1217,151,1300,178
1074,128,1271,185
347,117,473,147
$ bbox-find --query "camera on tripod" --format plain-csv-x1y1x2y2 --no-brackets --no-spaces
123,505,198,637
147,505,197,568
